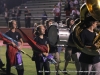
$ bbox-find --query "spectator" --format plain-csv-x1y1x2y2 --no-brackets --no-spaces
24,6,31,28
42,9,47,25
24,6,28,13
4,3,7,11
69,0,74,10
16,6,21,28
4,8,9,26
52,5,60,23
11,8,16,20
57,0,62,9
0,0,5,14
74,0,78,5
57,0,62,21
71,7,80,19
25,9,31,28
64,0,71,16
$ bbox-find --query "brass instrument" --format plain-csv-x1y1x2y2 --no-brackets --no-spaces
69,0,100,55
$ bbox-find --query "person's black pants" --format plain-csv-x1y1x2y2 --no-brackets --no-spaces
6,52,24,75
5,18,9,26
25,18,31,28
27,19,31,28
35,56,50,75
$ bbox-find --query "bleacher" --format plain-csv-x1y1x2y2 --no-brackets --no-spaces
0,0,66,27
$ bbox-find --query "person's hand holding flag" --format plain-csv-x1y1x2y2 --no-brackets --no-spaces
11,42,16,47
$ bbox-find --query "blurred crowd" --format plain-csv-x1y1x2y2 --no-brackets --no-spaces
1,0,86,28
0,0,29,14
0,0,6,14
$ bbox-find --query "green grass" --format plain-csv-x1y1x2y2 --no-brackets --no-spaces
0,47,76,75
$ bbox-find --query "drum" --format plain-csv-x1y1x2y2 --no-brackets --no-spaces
48,25,70,46
57,28,70,46
48,25,58,46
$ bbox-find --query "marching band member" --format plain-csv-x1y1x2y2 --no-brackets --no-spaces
79,16,100,75
32,25,50,75
63,18,81,75
4,20,24,75
44,20,60,75
63,18,75,74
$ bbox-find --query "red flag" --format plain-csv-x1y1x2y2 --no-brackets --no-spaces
18,29,48,53
0,32,18,66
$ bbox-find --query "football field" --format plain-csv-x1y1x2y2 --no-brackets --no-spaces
0,47,76,75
